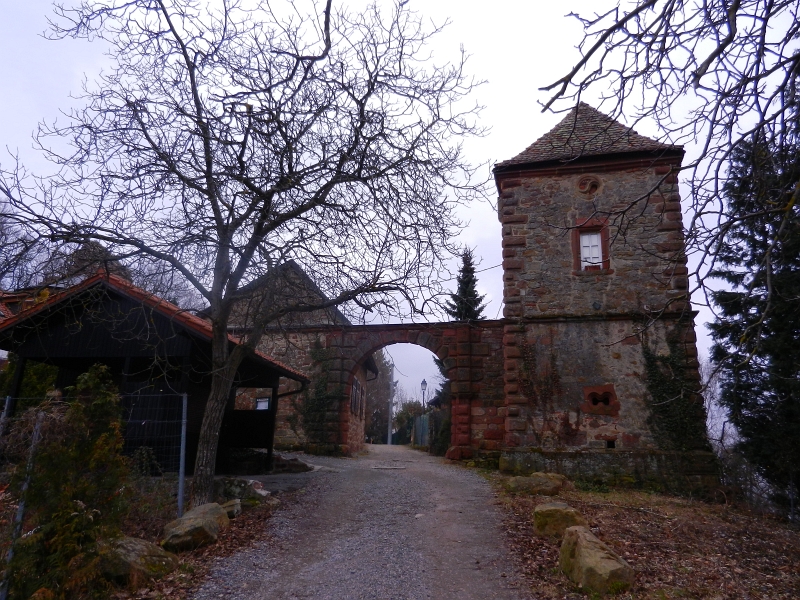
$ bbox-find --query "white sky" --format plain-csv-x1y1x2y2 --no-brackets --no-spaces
0,0,714,398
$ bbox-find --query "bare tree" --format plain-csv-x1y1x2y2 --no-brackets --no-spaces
0,0,486,504
542,0,800,302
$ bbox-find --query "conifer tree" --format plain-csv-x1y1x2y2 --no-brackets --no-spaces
444,249,487,322
709,135,800,520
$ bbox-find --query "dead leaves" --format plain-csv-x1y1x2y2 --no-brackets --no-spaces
499,487,800,599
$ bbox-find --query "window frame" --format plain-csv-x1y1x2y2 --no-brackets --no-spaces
571,217,611,273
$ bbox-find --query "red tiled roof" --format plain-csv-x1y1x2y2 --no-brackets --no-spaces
495,103,682,169
0,272,308,382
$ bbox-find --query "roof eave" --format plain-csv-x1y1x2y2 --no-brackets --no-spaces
493,147,685,176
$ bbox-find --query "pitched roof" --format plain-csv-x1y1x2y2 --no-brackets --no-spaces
0,272,308,382
495,102,682,170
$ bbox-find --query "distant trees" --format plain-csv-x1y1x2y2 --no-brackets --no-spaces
709,136,800,520
1,0,486,505
392,396,424,445
444,249,486,322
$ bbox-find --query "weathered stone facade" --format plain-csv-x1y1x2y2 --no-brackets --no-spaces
492,104,711,484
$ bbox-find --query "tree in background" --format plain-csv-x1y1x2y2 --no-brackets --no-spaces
709,135,800,521
427,355,452,455
444,249,486,322
392,392,424,445
1,0,486,505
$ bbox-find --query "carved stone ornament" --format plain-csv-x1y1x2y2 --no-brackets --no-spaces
577,175,601,195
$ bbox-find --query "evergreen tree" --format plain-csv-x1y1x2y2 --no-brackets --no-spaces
709,135,800,519
444,249,487,321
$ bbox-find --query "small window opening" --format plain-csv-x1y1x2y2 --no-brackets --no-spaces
590,393,611,406
580,232,603,270
606,440,616,449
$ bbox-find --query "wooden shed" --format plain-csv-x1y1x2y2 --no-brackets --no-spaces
0,272,309,473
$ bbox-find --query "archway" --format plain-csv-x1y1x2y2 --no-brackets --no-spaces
348,342,449,451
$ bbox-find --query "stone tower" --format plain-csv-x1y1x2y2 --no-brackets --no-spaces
493,104,713,483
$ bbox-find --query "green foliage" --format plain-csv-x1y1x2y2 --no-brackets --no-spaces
429,413,451,456
392,400,424,445
444,249,487,322
7,364,129,599
429,356,451,409
709,136,800,516
642,332,709,453
293,341,343,447
0,353,58,409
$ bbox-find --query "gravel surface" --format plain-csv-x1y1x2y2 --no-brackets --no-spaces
193,445,532,600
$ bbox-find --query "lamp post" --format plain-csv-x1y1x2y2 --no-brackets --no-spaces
421,378,428,410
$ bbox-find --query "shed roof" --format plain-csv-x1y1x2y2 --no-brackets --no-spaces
0,272,308,382
495,103,682,170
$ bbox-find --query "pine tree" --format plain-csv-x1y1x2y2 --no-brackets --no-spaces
709,135,800,519
444,250,487,322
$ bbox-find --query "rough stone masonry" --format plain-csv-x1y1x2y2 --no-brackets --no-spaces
254,103,717,491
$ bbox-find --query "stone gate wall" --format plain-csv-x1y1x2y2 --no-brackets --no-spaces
256,321,506,457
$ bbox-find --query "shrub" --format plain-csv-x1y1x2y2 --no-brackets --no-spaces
5,364,129,599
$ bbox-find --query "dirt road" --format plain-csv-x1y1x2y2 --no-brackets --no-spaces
193,444,531,600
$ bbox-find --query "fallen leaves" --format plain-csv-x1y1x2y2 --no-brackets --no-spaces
498,482,800,599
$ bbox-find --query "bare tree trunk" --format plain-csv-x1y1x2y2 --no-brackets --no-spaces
190,331,245,507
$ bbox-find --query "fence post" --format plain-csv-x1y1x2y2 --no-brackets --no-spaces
177,393,188,518
0,396,11,440
0,411,44,600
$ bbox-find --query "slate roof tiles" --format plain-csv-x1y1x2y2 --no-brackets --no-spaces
496,103,681,170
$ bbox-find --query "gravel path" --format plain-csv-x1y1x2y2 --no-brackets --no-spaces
193,444,532,600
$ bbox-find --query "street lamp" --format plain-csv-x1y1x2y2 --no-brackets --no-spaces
421,378,428,409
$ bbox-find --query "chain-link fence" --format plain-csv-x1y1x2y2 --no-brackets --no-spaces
0,393,188,515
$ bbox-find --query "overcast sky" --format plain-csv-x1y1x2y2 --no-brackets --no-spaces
0,0,713,400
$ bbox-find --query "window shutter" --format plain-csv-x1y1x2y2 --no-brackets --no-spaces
580,232,602,269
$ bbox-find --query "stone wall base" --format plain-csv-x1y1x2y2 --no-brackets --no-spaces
498,449,720,496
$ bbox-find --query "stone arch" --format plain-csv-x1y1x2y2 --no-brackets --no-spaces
305,321,505,457
343,333,450,449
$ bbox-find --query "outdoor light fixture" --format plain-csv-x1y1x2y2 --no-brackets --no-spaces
421,378,428,408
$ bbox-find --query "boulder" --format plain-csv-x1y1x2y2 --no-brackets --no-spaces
505,472,574,496
221,498,242,519
533,502,588,538
214,477,271,503
161,503,230,552
99,536,178,584
560,526,634,594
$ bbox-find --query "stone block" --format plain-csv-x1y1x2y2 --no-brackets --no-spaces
560,526,634,594
504,472,574,496
506,418,527,431
99,537,178,585
162,503,230,552
533,502,587,538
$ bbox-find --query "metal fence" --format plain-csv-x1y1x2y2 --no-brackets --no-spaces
412,413,430,447
0,393,188,516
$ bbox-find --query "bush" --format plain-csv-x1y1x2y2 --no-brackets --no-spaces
5,364,129,599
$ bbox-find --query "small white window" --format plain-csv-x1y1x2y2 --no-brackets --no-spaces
580,232,602,269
